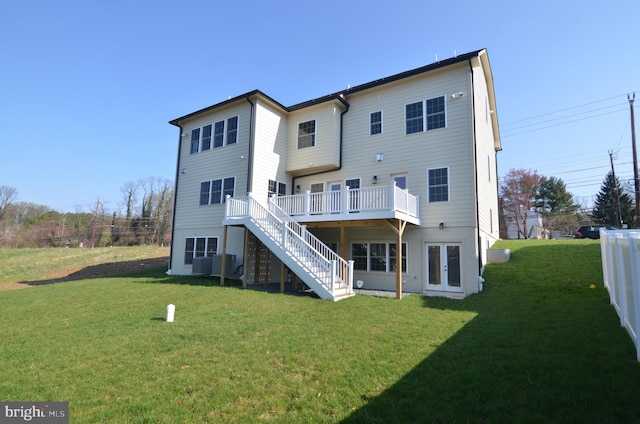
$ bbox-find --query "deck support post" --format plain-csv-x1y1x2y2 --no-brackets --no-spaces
387,219,407,300
220,225,228,286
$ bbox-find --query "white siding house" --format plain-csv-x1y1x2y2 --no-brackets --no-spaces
168,49,501,300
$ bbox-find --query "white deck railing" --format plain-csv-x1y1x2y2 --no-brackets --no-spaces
225,193,354,299
272,183,419,219
600,228,640,361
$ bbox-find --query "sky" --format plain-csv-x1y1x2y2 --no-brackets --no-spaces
1,0,638,213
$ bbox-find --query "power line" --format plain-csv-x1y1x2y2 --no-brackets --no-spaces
501,92,639,126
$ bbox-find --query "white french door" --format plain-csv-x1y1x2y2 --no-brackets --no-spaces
328,182,342,213
425,243,462,292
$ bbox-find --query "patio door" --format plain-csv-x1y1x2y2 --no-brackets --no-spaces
328,182,342,213
345,178,360,212
425,243,462,292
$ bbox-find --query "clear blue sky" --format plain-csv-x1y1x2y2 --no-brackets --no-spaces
1,0,638,213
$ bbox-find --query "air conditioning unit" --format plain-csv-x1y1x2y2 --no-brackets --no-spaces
192,257,213,275
211,254,236,276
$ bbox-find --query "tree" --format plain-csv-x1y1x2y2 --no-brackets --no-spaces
591,171,635,227
500,169,542,239
534,176,581,235
0,186,17,222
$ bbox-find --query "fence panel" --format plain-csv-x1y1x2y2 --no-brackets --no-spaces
600,229,640,361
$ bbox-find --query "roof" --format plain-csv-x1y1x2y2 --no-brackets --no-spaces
169,48,488,125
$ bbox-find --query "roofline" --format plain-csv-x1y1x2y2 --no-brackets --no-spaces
288,49,485,110
169,89,287,126
170,48,488,123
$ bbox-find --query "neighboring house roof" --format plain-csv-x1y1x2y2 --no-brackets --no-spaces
169,48,500,149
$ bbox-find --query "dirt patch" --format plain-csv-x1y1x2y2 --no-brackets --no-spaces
1,256,170,291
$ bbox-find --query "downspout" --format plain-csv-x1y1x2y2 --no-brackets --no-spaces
167,124,184,275
291,95,350,194
469,58,483,286
246,96,255,194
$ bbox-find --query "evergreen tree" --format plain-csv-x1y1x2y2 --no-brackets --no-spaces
534,176,581,234
591,171,635,228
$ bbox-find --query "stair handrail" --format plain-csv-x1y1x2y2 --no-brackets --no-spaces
268,196,353,293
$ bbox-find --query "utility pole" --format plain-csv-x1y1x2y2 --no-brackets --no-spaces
609,151,623,227
630,93,639,227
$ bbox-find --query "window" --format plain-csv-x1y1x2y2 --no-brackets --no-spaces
202,124,212,151
428,167,449,202
426,96,446,130
298,120,316,149
370,243,387,271
184,237,218,265
370,111,382,135
213,121,225,148
352,243,368,271
190,128,200,153
227,116,238,145
351,242,407,272
200,177,235,205
406,96,446,135
405,101,423,134
199,181,211,206
268,180,287,197
389,243,407,272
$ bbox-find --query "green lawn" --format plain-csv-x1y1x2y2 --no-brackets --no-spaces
1,240,640,423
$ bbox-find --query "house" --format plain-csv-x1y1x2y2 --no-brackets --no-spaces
504,211,550,239
167,48,501,301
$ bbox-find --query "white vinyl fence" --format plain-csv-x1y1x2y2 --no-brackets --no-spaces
600,228,640,361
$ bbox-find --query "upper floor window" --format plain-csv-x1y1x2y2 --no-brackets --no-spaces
213,121,225,148
405,102,423,134
202,124,212,151
190,115,239,154
298,120,316,149
428,167,449,202
227,116,238,145
268,179,287,197
190,128,200,154
370,111,382,135
199,177,235,205
406,96,446,135
426,97,446,130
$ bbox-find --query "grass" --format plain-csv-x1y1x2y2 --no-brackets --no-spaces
1,240,640,422
0,246,169,289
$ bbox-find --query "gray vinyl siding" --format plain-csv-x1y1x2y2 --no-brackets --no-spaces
170,100,251,272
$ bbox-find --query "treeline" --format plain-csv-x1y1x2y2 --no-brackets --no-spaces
0,178,174,248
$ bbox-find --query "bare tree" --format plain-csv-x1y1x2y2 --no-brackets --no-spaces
0,186,17,222
500,169,542,239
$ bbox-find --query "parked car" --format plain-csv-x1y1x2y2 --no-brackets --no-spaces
574,225,619,239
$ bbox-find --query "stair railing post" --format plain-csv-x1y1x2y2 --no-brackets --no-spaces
348,260,354,293
330,260,337,294
304,190,310,216
282,221,288,248
344,186,350,213
246,192,252,218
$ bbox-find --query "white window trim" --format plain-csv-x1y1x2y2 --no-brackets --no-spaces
370,110,383,135
404,96,447,135
427,166,450,203
200,176,236,206
297,118,317,149
351,241,408,273
190,115,240,153
184,236,219,265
